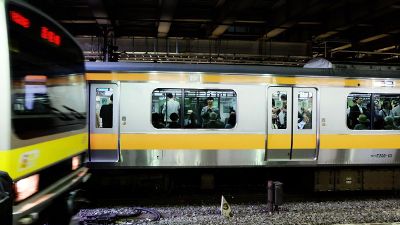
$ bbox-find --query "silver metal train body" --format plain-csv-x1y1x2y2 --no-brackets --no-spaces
86,62,400,168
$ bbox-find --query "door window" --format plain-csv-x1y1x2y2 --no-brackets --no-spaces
95,88,114,128
271,91,287,129
297,91,313,130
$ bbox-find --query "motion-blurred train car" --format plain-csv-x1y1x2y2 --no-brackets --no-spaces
86,62,400,168
0,1,88,224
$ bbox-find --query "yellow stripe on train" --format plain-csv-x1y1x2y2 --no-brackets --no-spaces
89,133,400,150
0,133,87,180
85,72,400,87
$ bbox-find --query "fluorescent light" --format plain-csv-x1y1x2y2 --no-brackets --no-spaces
331,44,352,52
360,34,389,43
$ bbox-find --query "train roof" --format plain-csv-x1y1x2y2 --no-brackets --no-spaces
85,62,400,79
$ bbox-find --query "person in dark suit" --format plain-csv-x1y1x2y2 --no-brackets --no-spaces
100,94,113,128
349,97,367,129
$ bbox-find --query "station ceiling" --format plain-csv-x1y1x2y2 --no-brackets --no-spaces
27,0,400,65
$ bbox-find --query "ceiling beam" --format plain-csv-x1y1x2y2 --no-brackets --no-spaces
314,0,400,42
88,0,111,25
262,0,331,40
208,0,256,38
158,0,178,37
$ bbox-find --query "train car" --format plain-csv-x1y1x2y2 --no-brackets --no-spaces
86,62,400,190
0,1,88,224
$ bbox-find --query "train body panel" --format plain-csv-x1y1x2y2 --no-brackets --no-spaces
0,1,88,223
86,62,400,167
0,0,11,153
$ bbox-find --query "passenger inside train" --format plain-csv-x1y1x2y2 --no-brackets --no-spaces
201,97,220,127
347,93,400,130
298,112,312,129
100,94,113,128
152,88,237,129
185,112,200,128
162,92,180,126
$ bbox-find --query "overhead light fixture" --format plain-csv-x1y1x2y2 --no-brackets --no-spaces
315,31,338,41
375,45,396,52
331,44,352,52
360,34,389,43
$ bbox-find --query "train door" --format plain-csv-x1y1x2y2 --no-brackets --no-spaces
266,87,318,161
89,83,120,162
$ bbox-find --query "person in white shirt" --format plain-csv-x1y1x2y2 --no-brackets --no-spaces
162,93,180,123
392,100,400,116
378,100,393,118
201,97,220,127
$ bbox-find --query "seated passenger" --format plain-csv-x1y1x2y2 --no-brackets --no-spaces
185,112,200,128
354,114,370,130
167,113,181,128
201,97,220,127
225,112,236,128
152,112,165,128
298,112,311,129
205,112,223,128
393,116,400,130
383,116,395,130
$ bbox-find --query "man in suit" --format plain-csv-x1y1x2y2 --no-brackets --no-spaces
349,96,367,129
100,94,113,128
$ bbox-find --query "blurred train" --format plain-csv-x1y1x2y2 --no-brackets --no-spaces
86,62,400,168
0,1,88,224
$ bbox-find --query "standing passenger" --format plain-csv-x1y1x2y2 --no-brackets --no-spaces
201,97,220,127
349,97,367,129
379,101,393,118
277,94,287,129
100,94,113,128
162,93,180,124
392,100,400,116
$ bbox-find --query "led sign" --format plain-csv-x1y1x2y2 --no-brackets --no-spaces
10,11,30,28
9,10,61,46
41,26,61,46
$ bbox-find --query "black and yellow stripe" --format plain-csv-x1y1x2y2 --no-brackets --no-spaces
0,133,87,180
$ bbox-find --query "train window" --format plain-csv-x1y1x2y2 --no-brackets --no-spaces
271,91,287,129
151,89,237,129
297,92,313,129
95,88,113,128
152,89,183,128
7,2,86,139
184,89,236,129
347,93,400,130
